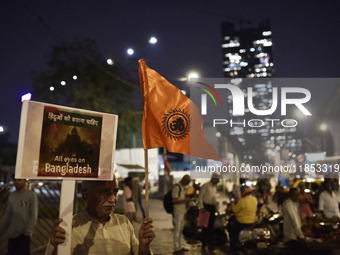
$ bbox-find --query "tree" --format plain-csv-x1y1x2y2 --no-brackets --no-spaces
30,37,142,149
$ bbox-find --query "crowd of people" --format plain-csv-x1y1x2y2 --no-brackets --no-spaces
169,176,340,255
1,175,339,255
0,176,155,255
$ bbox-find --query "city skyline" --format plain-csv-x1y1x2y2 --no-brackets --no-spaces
1,1,339,144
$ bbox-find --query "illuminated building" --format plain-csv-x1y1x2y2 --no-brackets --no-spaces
221,19,302,166
222,19,274,78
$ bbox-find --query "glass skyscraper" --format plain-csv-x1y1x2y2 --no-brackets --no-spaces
221,19,301,166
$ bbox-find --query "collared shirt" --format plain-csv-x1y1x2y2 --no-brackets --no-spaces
45,210,152,255
282,199,304,242
198,182,217,209
319,190,340,219
232,195,257,224
172,183,186,214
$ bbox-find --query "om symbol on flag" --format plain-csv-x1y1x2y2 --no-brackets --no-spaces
162,108,191,140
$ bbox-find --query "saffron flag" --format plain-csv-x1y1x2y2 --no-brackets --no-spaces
139,59,220,161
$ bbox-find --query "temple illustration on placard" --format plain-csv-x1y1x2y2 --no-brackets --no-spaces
38,106,102,178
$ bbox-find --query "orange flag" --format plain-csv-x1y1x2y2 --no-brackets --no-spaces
139,59,220,161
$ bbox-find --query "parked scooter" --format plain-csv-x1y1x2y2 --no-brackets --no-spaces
236,205,283,254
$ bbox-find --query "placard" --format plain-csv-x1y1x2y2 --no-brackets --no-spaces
15,101,118,180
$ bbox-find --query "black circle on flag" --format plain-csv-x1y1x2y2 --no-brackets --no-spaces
162,108,191,140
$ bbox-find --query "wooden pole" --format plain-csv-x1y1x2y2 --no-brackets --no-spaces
144,149,149,218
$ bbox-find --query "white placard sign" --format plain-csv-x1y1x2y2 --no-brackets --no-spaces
15,101,119,255
15,100,118,180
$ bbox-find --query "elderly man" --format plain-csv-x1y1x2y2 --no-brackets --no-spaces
45,178,155,255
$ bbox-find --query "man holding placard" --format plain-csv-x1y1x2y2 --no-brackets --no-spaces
44,178,155,255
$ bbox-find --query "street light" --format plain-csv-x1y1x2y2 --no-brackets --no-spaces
107,59,114,65
149,37,157,44
320,123,327,131
188,72,199,80
178,71,200,82
21,93,32,102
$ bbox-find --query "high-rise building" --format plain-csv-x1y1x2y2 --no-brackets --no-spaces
221,19,302,166
222,19,274,78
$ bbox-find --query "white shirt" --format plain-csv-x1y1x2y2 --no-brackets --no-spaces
198,182,217,209
45,211,152,255
172,183,187,214
282,199,304,242
319,190,340,218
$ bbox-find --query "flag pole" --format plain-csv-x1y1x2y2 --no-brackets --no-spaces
144,149,149,218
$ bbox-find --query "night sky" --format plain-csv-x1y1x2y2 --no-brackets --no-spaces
1,0,340,143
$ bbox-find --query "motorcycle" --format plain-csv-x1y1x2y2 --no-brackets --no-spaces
236,205,283,254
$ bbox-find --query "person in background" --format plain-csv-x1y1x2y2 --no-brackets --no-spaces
225,179,234,200
123,177,136,222
232,178,246,201
298,184,314,219
137,178,146,219
314,181,325,209
45,178,155,255
275,181,284,211
255,183,268,213
332,178,339,191
282,188,305,255
0,178,38,255
198,173,220,252
228,185,257,254
172,174,192,254
319,180,340,220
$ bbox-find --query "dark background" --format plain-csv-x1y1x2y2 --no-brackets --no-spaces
1,0,339,143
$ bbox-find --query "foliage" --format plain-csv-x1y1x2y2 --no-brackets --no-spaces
30,37,142,148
